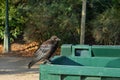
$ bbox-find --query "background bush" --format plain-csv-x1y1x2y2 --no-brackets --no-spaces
0,0,120,45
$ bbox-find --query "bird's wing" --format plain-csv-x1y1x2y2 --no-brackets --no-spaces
34,42,53,59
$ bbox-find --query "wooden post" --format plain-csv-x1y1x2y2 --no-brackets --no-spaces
80,0,87,44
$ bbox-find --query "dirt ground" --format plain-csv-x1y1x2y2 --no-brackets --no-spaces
0,42,39,80
0,56,40,80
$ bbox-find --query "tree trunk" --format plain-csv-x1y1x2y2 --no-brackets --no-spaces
80,0,87,44
3,0,11,53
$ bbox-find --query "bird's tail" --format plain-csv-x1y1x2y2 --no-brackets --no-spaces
28,61,35,69
28,58,39,69
28,57,52,69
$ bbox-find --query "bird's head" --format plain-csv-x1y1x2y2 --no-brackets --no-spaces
50,35,61,41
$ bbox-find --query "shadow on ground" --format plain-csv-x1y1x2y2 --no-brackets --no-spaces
0,56,40,75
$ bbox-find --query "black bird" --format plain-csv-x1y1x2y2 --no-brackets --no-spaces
28,36,60,69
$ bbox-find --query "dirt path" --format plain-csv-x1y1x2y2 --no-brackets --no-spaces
0,56,40,80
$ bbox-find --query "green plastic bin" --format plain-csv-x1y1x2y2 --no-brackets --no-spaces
40,45,120,80
40,56,120,80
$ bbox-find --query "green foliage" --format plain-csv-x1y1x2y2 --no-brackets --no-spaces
0,0,26,42
0,0,119,45
23,0,82,44
92,7,120,45
22,0,120,45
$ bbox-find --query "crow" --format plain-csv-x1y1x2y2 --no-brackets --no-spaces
28,35,60,69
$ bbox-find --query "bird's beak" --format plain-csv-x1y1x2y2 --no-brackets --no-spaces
56,38,61,41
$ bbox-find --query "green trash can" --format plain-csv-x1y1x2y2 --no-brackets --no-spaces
40,45,120,80
40,56,120,80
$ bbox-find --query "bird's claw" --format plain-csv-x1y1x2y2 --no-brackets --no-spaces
44,60,51,64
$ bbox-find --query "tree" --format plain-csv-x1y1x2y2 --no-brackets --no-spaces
23,0,82,44
80,0,87,44
0,0,27,53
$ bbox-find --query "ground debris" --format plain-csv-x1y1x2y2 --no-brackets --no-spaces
0,42,38,57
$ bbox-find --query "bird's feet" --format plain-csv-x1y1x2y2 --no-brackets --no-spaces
44,60,51,64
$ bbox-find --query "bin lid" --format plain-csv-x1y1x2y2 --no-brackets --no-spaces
92,45,120,57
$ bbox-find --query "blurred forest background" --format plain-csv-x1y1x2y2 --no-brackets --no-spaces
0,0,120,56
